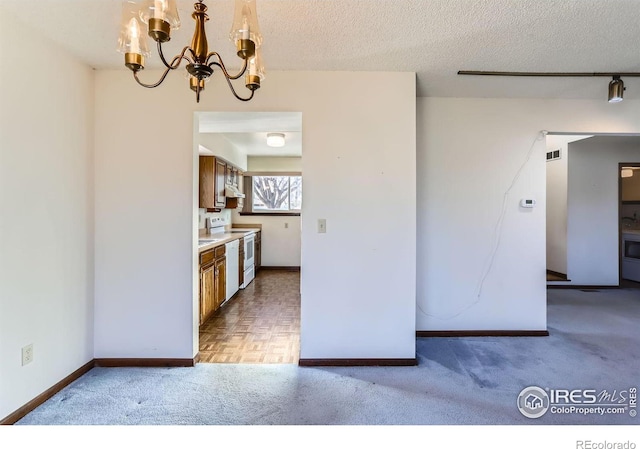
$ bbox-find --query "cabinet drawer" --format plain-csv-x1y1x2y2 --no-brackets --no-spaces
214,245,226,259
200,244,227,266
200,249,216,266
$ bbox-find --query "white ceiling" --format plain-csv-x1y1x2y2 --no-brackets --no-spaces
221,132,301,156
2,0,640,99
198,112,302,156
198,112,302,133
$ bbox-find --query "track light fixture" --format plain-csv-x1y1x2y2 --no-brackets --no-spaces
458,70,640,103
608,76,625,103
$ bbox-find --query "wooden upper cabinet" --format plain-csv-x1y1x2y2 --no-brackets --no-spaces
199,156,227,210
200,156,246,210
215,159,227,208
199,156,216,209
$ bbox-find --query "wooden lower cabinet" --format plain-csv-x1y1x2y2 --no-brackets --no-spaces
200,264,215,325
199,245,227,325
214,256,226,311
255,231,261,272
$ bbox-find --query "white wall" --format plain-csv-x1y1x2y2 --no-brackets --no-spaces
94,70,416,360
233,215,301,267
247,157,302,172
232,157,302,267
198,133,248,171
0,10,94,419
418,97,640,331
566,136,640,285
545,135,591,275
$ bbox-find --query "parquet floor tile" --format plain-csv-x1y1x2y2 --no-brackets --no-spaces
198,270,300,364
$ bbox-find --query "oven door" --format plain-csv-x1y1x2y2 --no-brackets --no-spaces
244,235,255,268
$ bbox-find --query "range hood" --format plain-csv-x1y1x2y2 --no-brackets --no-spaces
225,185,246,198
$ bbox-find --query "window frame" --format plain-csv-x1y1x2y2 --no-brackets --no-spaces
240,172,302,216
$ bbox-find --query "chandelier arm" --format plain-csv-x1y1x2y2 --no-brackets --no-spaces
209,62,255,101
206,53,248,80
158,43,194,69
133,67,172,89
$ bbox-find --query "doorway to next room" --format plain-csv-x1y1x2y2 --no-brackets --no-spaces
546,134,640,288
194,112,303,364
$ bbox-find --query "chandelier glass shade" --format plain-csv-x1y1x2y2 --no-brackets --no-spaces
117,0,264,103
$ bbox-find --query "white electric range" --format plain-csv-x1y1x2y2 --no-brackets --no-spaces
231,229,256,288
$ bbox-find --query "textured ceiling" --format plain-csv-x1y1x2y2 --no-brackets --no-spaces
2,0,640,99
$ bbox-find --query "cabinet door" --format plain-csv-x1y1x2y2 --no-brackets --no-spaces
214,257,226,311
199,157,216,209
255,239,261,271
215,159,227,208
200,264,215,324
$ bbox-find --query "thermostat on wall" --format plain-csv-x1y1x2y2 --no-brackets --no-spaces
520,198,536,208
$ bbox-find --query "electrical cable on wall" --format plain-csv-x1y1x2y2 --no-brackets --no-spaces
417,130,547,321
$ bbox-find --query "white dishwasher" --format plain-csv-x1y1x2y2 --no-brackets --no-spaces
225,239,240,301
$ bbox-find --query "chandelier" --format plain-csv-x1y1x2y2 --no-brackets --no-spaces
118,0,264,103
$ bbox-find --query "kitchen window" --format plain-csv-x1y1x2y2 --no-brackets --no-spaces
241,173,302,215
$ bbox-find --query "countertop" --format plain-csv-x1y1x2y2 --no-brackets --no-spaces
197,228,261,253
230,228,261,234
198,233,242,253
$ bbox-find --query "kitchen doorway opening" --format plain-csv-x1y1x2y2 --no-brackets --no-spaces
546,133,640,289
620,162,640,288
192,112,303,364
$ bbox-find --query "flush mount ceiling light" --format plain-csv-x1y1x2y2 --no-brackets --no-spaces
266,133,285,147
118,0,265,103
621,167,640,178
457,70,640,103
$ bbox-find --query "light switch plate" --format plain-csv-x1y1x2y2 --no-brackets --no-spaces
318,219,327,233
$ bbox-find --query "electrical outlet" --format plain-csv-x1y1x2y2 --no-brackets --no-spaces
284,222,289,229
22,344,33,366
318,219,327,234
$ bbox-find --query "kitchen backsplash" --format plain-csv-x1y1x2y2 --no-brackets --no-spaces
199,208,231,230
